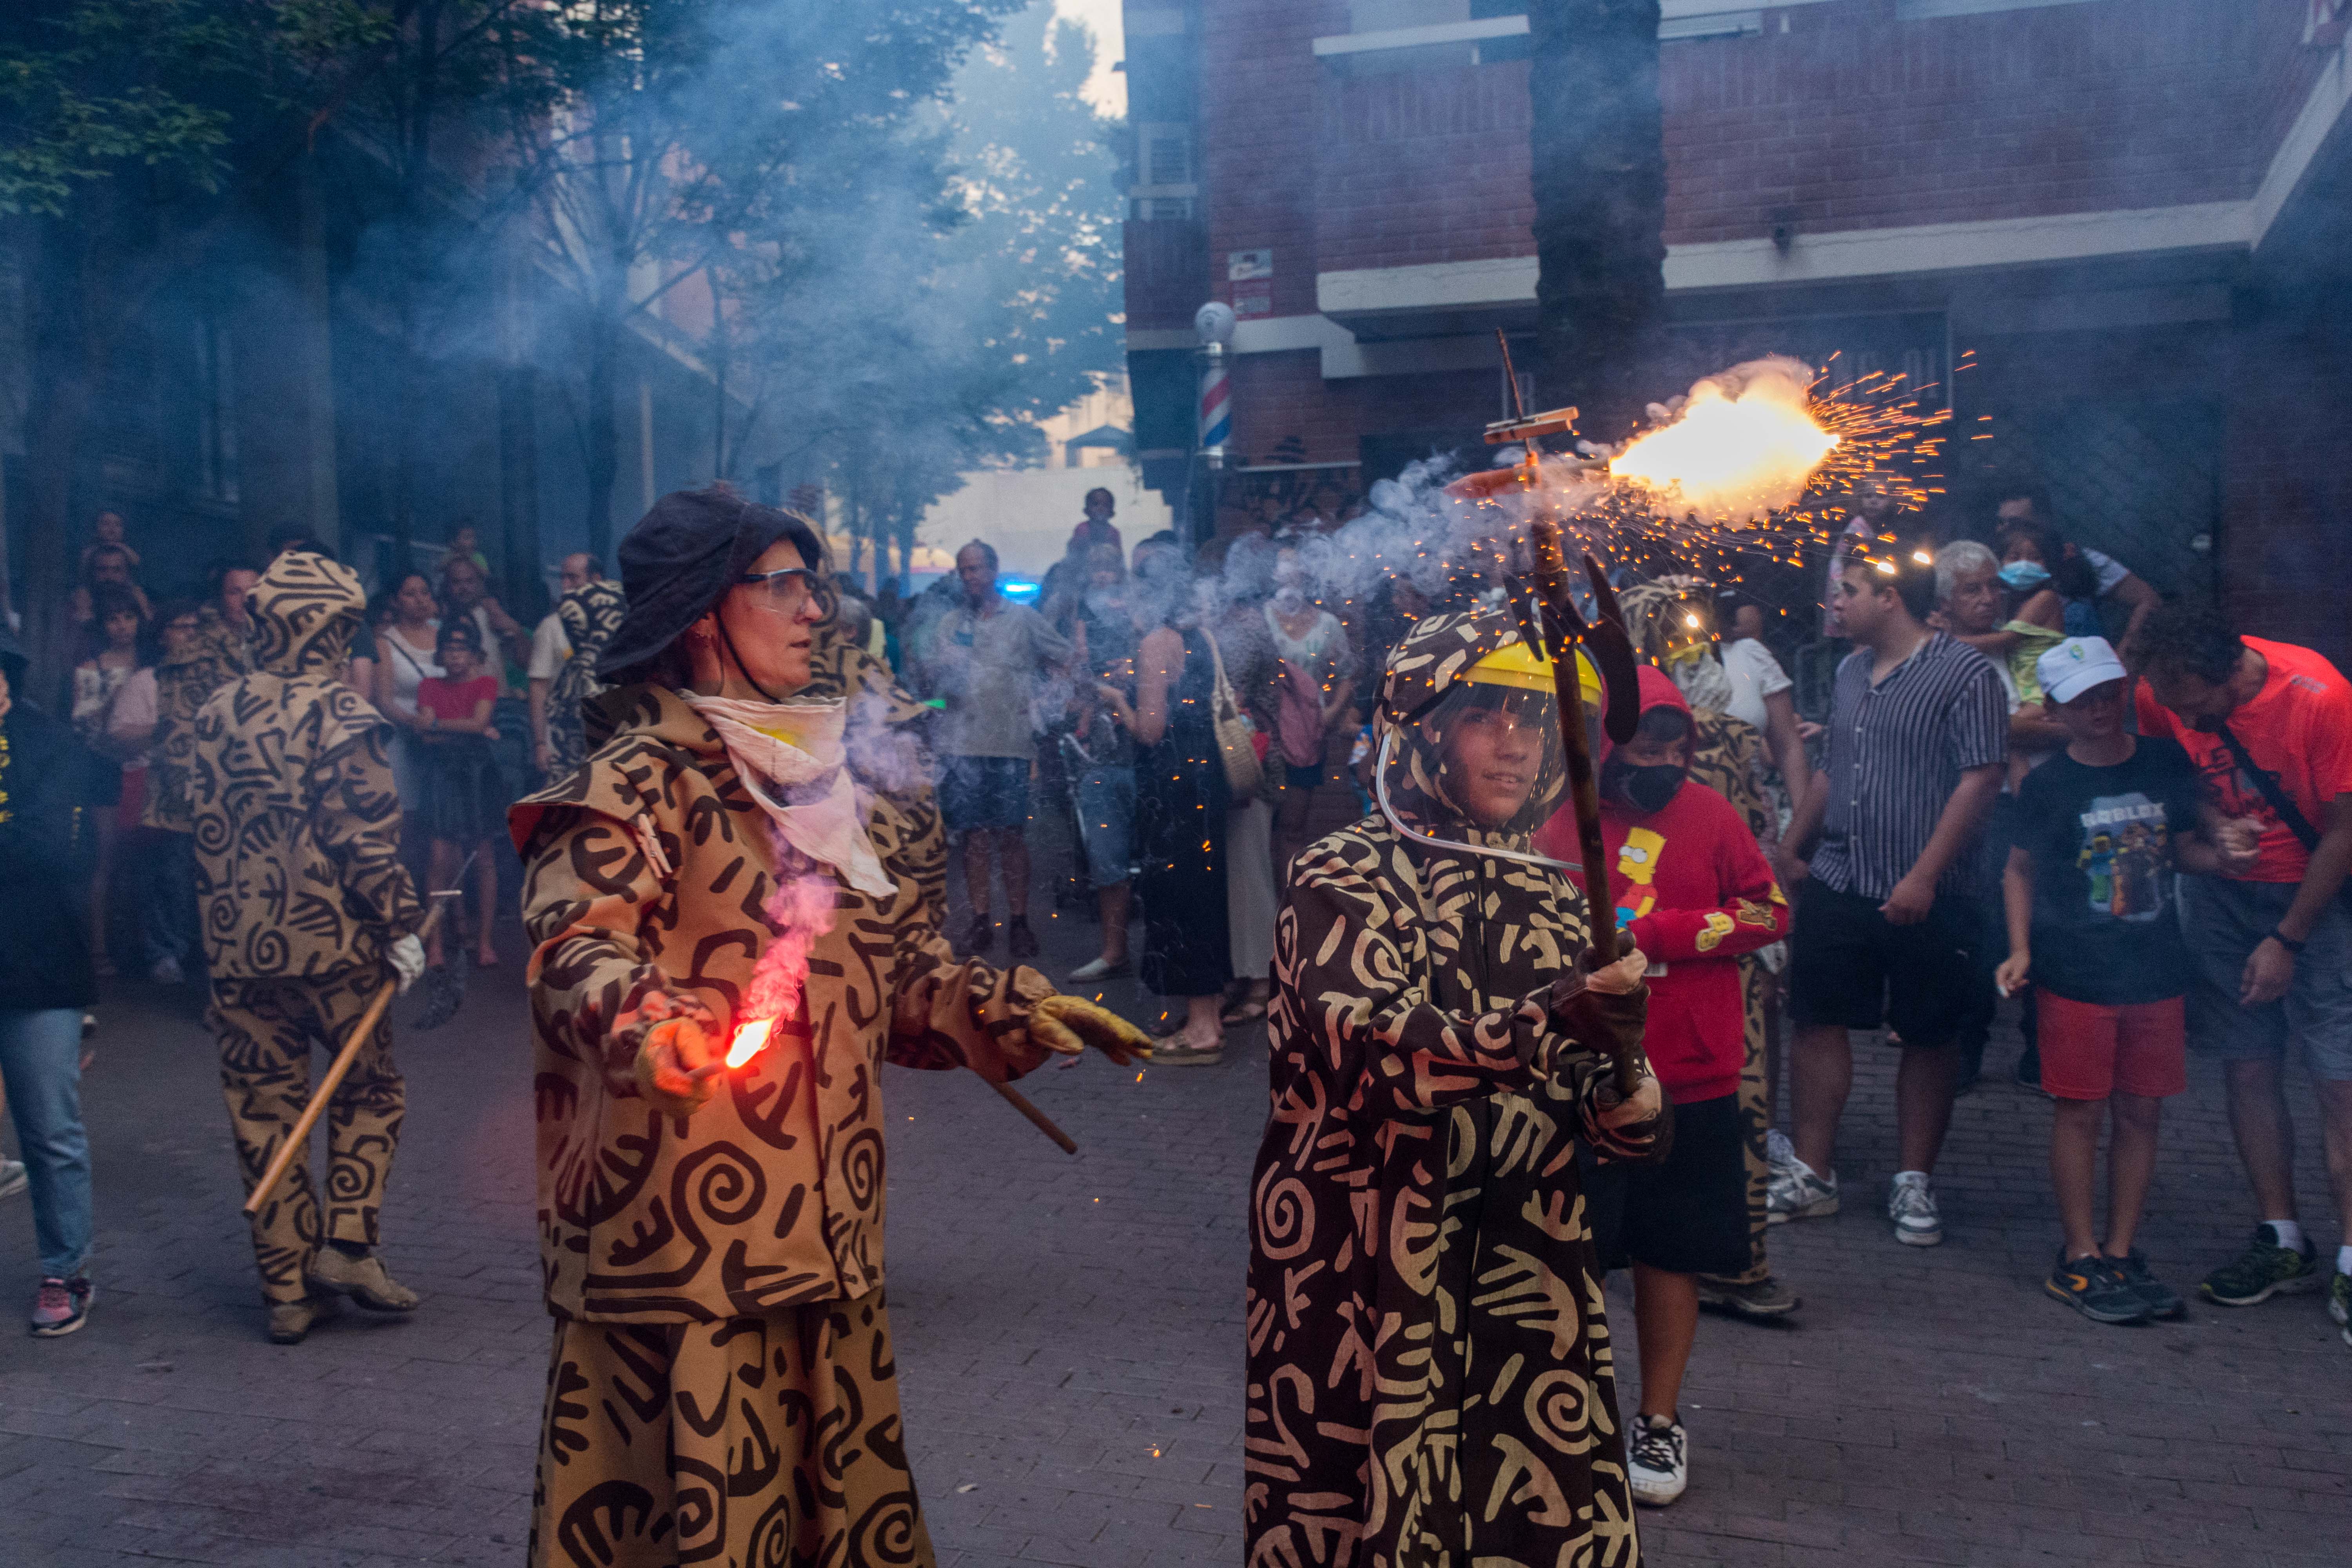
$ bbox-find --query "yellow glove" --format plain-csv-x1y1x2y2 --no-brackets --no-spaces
1029,994,1154,1066
633,1015,721,1116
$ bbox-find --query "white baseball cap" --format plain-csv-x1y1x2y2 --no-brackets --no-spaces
2037,635,2129,705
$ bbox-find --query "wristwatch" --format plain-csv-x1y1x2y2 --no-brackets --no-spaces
2269,927,2306,955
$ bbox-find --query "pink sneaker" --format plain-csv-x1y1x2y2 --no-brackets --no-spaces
30,1275,93,1338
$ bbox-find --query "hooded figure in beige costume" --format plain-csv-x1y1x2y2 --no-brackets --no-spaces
512,487,1149,1568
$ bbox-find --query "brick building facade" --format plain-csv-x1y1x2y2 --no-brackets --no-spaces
1123,0,2352,662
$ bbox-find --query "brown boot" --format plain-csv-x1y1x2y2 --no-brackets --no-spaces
307,1248,419,1312
267,1298,322,1345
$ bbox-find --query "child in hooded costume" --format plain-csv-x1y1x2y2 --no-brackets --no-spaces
1245,608,1663,1568
186,551,428,1344
512,486,1148,1568
1546,666,1791,1508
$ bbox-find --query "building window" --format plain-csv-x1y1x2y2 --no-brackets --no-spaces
194,314,238,505
1139,122,1193,187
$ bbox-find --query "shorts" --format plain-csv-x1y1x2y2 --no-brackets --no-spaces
2178,875,2352,1081
1074,765,1135,889
1787,878,1983,1047
2037,992,2187,1100
939,755,1032,833
1284,762,1325,792
1597,1092,1749,1277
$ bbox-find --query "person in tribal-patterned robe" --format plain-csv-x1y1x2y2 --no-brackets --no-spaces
1246,610,1664,1568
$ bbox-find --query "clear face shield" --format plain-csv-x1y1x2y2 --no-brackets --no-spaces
1375,642,1600,874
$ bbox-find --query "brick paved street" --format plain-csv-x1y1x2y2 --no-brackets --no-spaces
3,844,2348,1567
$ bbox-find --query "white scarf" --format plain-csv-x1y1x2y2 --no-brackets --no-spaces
681,693,895,898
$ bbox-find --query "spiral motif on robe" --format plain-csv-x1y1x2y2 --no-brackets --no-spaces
846,1489,924,1566
677,1142,767,1228
742,1491,799,1568
1523,1367,1602,1457
838,1127,884,1212
1254,1172,1314,1261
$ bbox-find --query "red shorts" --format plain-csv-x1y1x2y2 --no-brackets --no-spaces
2037,992,2187,1101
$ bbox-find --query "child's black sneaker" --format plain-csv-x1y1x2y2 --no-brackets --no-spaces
2112,1249,2184,1320
2044,1250,2147,1325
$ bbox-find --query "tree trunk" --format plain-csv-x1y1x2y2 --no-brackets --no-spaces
1526,0,1667,445
21,215,110,708
582,296,619,563
498,248,544,616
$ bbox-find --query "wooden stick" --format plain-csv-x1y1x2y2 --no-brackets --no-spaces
242,900,452,1217
985,1077,1079,1156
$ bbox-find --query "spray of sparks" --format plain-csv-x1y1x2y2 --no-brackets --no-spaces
1422,354,1961,611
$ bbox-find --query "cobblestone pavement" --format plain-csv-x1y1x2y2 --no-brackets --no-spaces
2,842,2347,1566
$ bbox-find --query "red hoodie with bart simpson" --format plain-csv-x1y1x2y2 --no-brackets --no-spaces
1542,666,1789,1101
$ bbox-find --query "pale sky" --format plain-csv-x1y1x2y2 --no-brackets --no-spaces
1053,0,1127,117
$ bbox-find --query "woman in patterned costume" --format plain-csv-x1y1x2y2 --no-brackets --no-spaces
544,578,626,776
1245,608,1664,1568
512,487,1148,1568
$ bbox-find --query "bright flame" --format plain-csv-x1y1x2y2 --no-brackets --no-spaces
726,1016,776,1069
1611,356,1839,524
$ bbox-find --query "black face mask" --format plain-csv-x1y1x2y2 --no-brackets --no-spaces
1604,755,1687,815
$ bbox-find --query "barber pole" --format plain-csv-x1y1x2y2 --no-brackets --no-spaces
1198,342,1230,466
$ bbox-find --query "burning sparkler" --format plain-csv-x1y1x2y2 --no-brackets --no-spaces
1609,356,1837,525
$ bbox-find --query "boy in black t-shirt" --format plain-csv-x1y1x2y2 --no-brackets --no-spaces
1998,638,2258,1324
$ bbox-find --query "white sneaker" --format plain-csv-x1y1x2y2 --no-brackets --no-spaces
1765,1127,1797,1176
1765,1157,1838,1223
1627,1414,1688,1506
0,1158,25,1202
1888,1171,1942,1246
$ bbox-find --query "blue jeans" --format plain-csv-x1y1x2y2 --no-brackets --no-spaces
142,831,200,970
0,1009,94,1279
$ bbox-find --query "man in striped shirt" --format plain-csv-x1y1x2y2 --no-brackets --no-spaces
1771,543,2009,1247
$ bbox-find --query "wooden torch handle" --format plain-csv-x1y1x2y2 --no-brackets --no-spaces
242,900,450,1217
986,1078,1080,1156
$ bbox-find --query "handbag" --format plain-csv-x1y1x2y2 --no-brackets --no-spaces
1204,630,1265,799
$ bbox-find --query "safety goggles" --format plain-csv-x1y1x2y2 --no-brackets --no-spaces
736,567,833,617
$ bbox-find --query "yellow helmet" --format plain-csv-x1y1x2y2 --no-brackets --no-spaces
1466,641,1602,709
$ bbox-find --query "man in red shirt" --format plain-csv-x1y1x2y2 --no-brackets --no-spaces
1544,667,1792,1505
2137,603,2352,1343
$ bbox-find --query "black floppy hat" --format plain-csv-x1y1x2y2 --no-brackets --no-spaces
596,485,826,680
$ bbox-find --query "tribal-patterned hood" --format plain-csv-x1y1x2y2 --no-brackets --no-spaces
249,550,366,679
1373,607,1568,841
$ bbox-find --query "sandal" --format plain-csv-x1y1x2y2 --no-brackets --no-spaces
1152,1036,1227,1066
1220,997,1269,1026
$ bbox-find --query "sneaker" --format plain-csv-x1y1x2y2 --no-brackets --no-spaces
267,1297,322,1345
2328,1272,2350,1348
2044,1251,2150,1325
958,913,993,956
1888,1172,1942,1247
2200,1226,2320,1307
1006,918,1040,961
1764,1127,1797,1177
1067,955,1131,982
1626,1414,1688,1506
306,1248,419,1312
1696,1275,1801,1319
0,1158,25,1203
2111,1249,2185,1320
1765,1158,1838,1224
29,1275,93,1338
149,955,184,986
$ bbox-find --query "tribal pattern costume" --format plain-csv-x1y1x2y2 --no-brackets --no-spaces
1245,610,1663,1568
187,552,422,1302
143,604,251,835
512,683,1066,1568
546,580,626,776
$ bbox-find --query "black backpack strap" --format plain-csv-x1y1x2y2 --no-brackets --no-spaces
2214,721,2323,854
